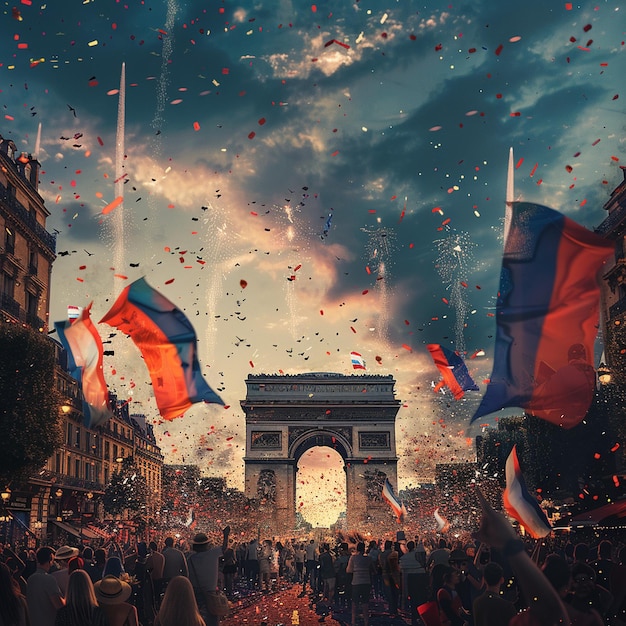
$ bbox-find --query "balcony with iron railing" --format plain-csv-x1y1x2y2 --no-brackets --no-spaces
0,182,56,253
0,293,46,330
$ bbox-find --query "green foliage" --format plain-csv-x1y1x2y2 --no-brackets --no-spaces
103,456,148,516
0,320,62,486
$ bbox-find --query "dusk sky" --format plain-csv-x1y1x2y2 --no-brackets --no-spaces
1,0,624,525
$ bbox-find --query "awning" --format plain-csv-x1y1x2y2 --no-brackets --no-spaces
50,520,102,540
50,520,83,538
570,500,626,527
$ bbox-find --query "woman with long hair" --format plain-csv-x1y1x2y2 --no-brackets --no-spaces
0,562,28,626
154,576,205,626
54,569,107,626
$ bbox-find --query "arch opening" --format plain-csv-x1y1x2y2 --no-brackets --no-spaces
296,446,346,528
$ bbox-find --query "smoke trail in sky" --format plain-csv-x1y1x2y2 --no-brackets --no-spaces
361,220,395,340
113,62,126,296
433,230,477,355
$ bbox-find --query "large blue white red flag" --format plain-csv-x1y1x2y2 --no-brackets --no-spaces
350,351,366,370
472,202,612,428
503,445,552,538
55,303,113,428
99,277,223,420
382,478,407,523
427,344,479,400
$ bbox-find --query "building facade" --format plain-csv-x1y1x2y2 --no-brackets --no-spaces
0,130,163,546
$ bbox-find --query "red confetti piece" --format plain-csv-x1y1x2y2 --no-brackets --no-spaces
311,4,317,11
249,360,254,367
362,290,368,295
530,163,538,177
102,196,123,215
515,158,524,169
592,139,601,146
248,131,256,139
294,264,302,271
565,2,573,9
495,44,503,56
240,279,248,289
320,310,324,315
613,94,619,100
365,266,371,274
402,344,412,352
583,24,592,32
258,117,266,125
193,121,200,131
164,278,175,284
442,297,449,305
97,136,104,146
331,150,339,156
611,443,620,453
350,326,356,333
79,265,86,270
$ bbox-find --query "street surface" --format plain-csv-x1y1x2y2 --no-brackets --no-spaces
220,583,414,626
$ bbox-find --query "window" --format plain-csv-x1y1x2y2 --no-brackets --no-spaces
75,459,80,478
1,272,15,299
26,292,39,317
4,227,15,254
105,440,110,460
112,444,118,462
55,453,62,473
75,427,81,449
66,423,73,446
28,249,38,275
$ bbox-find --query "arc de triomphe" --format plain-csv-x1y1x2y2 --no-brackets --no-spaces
241,373,401,531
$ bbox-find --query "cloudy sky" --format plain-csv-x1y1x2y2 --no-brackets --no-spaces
2,0,625,525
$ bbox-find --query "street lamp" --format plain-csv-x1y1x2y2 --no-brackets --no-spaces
598,362,612,385
0,487,11,503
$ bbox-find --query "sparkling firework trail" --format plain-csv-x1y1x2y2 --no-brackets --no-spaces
434,230,477,354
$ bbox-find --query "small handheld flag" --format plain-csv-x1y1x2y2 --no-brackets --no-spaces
503,445,551,538
382,478,406,523
350,351,366,370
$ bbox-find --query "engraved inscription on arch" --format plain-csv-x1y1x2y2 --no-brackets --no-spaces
359,432,390,450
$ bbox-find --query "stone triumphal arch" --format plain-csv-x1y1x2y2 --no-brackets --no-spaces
242,373,401,531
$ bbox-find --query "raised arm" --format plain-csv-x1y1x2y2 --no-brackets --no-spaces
473,488,569,626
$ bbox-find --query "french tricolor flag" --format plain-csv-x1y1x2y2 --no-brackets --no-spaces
427,344,479,400
382,478,407,523
473,202,612,428
351,351,366,370
55,303,113,428
503,445,551,538
100,277,223,420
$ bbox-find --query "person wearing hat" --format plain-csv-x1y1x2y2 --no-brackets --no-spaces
51,546,80,597
188,526,230,626
94,575,138,626
26,546,65,626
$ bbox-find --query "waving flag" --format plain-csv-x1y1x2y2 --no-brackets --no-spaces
503,445,551,538
55,303,113,428
382,478,407,523
434,508,450,533
350,351,366,370
99,277,223,420
427,344,479,400
472,202,612,428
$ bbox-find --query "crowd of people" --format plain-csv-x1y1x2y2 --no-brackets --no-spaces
0,492,625,626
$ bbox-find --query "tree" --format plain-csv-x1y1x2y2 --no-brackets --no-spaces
0,320,62,487
103,456,148,517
